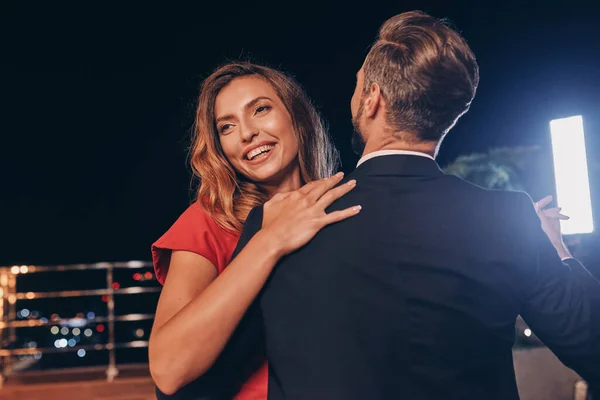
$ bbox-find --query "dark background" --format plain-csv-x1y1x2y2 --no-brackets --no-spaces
2,0,599,266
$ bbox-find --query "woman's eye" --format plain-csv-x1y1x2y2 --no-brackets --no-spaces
255,105,271,114
219,124,232,133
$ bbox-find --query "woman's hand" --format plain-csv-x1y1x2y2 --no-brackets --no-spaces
535,195,572,259
261,172,361,257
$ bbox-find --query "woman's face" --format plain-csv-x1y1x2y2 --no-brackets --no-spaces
215,76,300,192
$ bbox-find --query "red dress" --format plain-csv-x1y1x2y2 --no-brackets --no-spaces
152,202,268,400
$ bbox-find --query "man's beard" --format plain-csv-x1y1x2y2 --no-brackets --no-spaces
351,99,366,156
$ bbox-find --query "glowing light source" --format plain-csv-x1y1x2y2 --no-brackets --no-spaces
68,339,76,347
96,324,105,333
77,349,86,357
87,311,95,319
72,328,81,336
550,115,594,234
135,329,145,338
19,265,29,274
60,327,69,335
50,326,59,335
524,329,532,337
10,266,20,274
112,282,120,290
84,329,93,337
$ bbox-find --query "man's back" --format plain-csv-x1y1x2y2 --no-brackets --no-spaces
251,155,599,400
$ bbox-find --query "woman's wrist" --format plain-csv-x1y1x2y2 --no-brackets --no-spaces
552,239,572,260
252,229,287,265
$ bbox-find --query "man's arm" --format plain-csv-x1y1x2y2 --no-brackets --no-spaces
517,193,600,385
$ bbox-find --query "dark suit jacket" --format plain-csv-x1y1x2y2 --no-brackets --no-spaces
228,155,600,399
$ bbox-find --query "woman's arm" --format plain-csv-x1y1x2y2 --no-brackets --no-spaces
149,231,279,395
149,173,360,394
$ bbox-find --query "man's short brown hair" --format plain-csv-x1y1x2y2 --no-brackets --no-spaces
363,11,479,142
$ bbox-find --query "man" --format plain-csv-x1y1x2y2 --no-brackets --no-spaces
229,10,600,399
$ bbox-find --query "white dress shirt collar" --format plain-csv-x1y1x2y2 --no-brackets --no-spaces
356,149,434,167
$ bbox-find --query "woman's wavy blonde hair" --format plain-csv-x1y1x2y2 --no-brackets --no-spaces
190,62,339,233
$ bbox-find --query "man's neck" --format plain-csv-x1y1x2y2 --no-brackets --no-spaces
361,140,437,159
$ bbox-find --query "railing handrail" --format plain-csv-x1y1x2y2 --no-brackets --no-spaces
0,341,150,357
4,287,161,300
0,313,156,328
0,260,152,274
0,260,159,386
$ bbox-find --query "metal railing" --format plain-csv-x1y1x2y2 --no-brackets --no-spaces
0,262,591,399
0,261,160,387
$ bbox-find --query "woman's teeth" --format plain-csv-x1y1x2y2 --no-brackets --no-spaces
247,145,274,160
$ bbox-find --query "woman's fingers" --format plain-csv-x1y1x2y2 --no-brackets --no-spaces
269,192,291,203
303,172,345,200
543,207,570,220
298,172,344,195
316,179,357,208
535,195,553,213
320,205,362,226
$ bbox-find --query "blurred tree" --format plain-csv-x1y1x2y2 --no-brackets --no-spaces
442,146,541,192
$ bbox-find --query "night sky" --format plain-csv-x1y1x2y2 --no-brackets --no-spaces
2,1,599,265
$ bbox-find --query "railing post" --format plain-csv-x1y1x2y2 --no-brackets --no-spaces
1,271,18,387
7,273,16,346
105,263,119,382
0,271,6,388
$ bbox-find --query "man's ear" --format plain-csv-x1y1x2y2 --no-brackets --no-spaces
363,82,382,119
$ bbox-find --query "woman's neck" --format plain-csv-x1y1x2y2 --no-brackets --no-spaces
263,165,302,197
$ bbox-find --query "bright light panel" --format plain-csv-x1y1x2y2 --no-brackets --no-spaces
549,115,594,234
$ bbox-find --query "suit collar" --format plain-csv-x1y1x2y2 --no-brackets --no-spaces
351,154,444,178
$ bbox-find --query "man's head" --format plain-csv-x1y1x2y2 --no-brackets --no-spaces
351,11,479,157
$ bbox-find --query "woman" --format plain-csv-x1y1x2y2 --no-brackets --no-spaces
149,62,361,398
